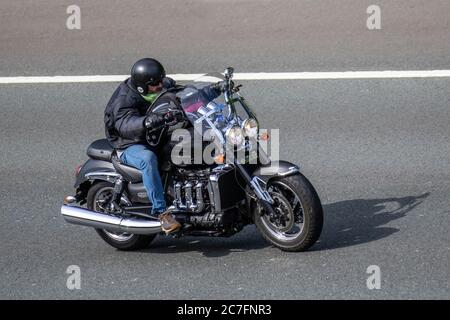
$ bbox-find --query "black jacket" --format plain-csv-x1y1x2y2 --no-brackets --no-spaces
104,77,221,150
104,78,162,150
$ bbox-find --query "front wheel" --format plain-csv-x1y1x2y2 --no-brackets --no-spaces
253,173,323,252
87,181,156,251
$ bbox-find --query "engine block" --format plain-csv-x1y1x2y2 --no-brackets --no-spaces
172,168,210,213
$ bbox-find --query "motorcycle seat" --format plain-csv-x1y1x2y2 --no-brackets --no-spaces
86,139,114,161
111,152,143,183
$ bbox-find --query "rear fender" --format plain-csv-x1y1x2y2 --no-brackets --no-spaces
74,159,117,188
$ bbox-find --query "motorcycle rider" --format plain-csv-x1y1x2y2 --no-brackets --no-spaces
104,58,222,235
104,58,186,234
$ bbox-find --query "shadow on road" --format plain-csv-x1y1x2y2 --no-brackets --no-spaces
135,192,429,256
138,227,269,258
314,192,430,251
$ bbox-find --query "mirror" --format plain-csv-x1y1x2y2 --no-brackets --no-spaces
224,67,234,79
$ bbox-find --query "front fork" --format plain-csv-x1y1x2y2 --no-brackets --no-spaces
234,162,277,217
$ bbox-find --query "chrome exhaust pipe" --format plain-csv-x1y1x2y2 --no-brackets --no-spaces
61,205,162,235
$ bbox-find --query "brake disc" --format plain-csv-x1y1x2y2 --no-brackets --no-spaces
267,191,295,233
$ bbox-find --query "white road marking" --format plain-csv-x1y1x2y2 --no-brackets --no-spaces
1,70,450,84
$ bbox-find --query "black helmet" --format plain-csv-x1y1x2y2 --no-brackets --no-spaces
130,58,166,95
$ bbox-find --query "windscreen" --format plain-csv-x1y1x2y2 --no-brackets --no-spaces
176,73,228,134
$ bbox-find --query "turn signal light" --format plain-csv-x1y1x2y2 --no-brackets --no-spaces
75,164,82,176
260,132,269,141
214,153,225,164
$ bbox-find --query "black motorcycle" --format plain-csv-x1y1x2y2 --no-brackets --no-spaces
61,68,323,251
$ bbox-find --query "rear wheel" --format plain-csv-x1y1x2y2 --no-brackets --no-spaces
87,181,156,251
253,173,323,252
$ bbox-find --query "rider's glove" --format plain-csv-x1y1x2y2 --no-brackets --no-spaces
163,111,181,126
144,114,165,129
162,77,176,89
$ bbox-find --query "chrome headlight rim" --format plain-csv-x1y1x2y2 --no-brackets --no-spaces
225,125,244,146
242,118,259,138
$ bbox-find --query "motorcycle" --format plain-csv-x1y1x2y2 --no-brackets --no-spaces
61,67,323,251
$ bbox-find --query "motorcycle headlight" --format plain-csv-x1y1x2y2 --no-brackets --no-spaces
242,118,259,137
225,125,244,146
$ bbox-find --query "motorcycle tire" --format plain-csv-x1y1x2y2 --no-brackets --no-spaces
87,181,157,251
253,173,323,252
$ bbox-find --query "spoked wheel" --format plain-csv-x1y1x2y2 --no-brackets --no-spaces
253,173,323,252
87,181,156,251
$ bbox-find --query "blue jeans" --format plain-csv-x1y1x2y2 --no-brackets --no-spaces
120,144,166,213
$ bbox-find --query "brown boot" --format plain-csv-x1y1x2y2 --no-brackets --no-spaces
158,210,182,234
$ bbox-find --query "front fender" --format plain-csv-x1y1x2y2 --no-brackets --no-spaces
245,160,300,218
250,160,300,183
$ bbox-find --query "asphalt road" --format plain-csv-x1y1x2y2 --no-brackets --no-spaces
1,0,449,75
0,0,449,299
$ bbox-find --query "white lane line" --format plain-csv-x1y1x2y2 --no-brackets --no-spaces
233,70,450,80
1,70,450,84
